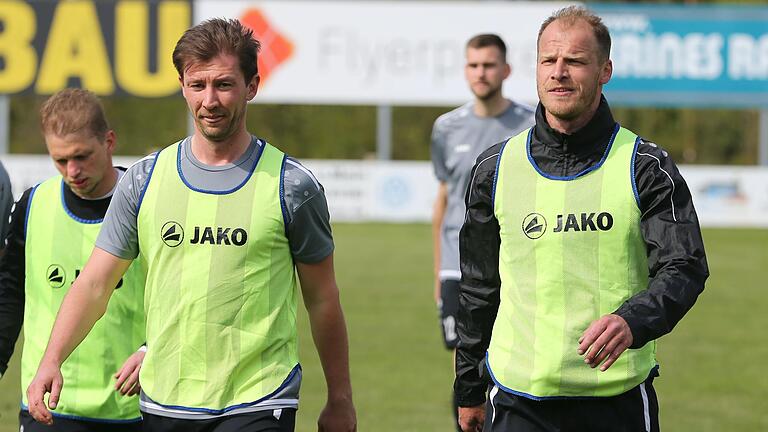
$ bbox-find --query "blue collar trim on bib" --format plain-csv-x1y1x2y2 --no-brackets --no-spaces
527,123,620,181
60,180,103,224
176,137,265,195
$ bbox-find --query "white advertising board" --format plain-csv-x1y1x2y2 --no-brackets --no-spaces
2,155,141,199
3,156,766,228
301,163,768,227
679,166,768,228
302,159,439,222
194,1,574,106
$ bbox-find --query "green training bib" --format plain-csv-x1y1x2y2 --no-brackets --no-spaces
22,176,145,421
137,141,299,411
489,126,656,398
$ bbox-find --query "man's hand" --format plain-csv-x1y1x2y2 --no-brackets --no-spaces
114,350,145,396
578,314,633,371
458,405,485,432
317,395,356,432
26,361,63,425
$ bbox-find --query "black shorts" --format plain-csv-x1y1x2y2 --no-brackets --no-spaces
19,410,142,432
439,279,460,349
485,375,660,432
141,408,296,432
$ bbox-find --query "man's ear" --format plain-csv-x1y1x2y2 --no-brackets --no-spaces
599,59,613,85
247,74,260,101
104,130,117,154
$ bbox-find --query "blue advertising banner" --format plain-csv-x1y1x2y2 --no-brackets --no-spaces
592,4,768,108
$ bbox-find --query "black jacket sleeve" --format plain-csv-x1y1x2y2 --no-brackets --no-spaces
454,143,503,407
0,188,31,375
614,140,709,349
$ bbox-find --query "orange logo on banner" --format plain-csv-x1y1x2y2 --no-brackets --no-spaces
240,9,293,85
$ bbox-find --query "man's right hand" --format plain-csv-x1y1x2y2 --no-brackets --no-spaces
458,404,486,432
317,396,357,432
26,361,63,426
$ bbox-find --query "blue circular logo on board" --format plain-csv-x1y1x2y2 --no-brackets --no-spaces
379,177,410,208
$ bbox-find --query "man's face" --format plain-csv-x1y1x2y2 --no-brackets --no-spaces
45,131,115,199
180,53,260,143
464,46,511,101
537,19,612,125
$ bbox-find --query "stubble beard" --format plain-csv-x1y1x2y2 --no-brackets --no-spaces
546,100,581,121
67,177,98,199
473,84,502,102
541,84,598,123
197,110,240,143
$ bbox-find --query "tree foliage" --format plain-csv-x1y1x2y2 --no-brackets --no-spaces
8,96,760,165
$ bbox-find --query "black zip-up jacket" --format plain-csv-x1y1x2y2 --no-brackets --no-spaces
0,175,116,376
455,97,709,406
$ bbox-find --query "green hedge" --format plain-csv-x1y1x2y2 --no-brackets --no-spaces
8,96,760,165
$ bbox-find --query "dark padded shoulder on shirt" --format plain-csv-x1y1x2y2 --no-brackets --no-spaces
474,141,504,169
634,138,682,216
14,188,33,240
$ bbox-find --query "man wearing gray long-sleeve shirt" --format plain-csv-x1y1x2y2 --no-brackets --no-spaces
430,34,533,431
27,18,356,432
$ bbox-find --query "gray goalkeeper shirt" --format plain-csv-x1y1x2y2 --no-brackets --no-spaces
430,101,534,280
96,136,333,263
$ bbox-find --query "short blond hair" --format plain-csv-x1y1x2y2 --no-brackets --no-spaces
538,6,611,63
40,88,109,140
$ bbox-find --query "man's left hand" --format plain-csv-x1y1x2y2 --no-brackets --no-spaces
317,396,356,432
114,350,145,396
578,314,633,371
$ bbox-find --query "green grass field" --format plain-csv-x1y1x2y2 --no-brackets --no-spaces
1,225,766,431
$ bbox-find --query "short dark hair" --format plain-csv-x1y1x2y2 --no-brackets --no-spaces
537,6,611,63
466,34,507,62
172,18,261,83
40,88,109,140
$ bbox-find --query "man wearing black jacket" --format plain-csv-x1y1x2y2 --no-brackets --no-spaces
0,161,12,246
455,6,708,432
0,89,145,431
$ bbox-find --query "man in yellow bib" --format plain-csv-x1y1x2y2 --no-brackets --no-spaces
0,89,145,431
26,19,356,432
455,6,708,432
